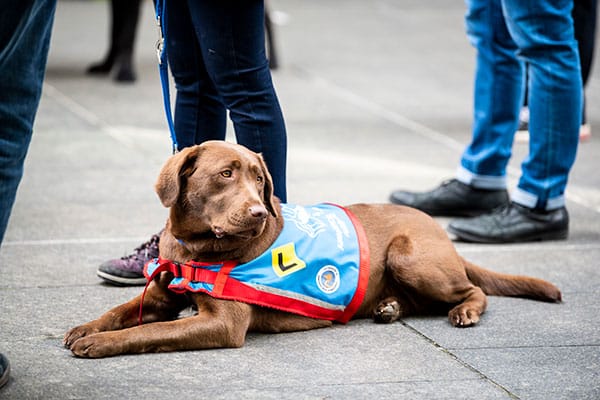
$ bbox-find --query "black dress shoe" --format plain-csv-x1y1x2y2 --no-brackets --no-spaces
447,202,569,243
86,58,114,75
389,179,509,217
0,353,10,389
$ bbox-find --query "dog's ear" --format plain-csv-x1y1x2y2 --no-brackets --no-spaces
155,146,201,208
256,153,278,217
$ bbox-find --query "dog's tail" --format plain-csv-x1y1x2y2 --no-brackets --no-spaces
462,257,562,302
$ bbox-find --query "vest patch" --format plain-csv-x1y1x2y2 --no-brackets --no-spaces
144,203,370,323
271,242,306,277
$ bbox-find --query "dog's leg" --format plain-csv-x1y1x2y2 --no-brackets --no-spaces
64,276,187,348
385,235,488,327
445,287,487,327
68,298,254,358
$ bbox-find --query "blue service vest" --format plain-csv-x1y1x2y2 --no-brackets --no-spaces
144,203,370,323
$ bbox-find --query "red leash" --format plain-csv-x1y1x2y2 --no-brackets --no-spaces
138,258,175,325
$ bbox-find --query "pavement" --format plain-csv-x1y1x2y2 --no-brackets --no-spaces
1,0,599,399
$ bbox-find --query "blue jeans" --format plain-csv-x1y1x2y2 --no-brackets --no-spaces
0,0,57,246
459,0,582,210
164,0,288,202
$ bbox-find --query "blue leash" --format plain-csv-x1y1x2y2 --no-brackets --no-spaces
155,0,178,154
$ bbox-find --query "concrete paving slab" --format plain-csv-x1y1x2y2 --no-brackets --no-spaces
0,243,149,288
1,309,511,400
1,0,599,399
406,294,600,348
455,242,600,292
453,346,600,400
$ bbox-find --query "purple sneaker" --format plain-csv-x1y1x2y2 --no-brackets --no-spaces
97,231,161,286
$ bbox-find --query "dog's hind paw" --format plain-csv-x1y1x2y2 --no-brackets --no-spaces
448,305,480,327
373,298,402,323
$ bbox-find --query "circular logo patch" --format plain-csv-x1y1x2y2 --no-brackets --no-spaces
316,265,340,294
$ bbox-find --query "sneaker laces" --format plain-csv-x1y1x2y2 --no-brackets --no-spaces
121,232,161,262
437,179,464,193
482,202,518,221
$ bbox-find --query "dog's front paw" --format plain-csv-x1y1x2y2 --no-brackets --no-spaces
63,324,99,349
373,297,402,323
448,305,480,327
69,333,121,358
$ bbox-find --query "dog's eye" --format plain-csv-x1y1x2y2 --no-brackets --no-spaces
256,176,263,184
221,170,233,178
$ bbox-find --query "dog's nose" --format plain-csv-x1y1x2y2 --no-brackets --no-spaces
249,205,268,219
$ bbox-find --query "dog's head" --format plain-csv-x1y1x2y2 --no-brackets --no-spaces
155,141,279,247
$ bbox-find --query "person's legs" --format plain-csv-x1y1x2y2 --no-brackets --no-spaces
87,0,119,74
0,0,57,246
0,0,57,390
505,0,582,211
448,0,581,243
97,0,288,285
98,1,227,286
164,0,227,149
113,0,141,82
87,0,142,82
573,0,597,137
518,0,595,140
390,0,580,242
573,0,597,88
188,0,288,202
390,0,513,215
458,0,523,189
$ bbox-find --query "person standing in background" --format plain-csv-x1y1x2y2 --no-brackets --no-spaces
97,0,288,286
390,0,583,244
0,0,59,389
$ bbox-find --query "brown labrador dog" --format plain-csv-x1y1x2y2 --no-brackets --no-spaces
64,141,561,358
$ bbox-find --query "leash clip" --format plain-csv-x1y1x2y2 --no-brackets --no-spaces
155,17,164,65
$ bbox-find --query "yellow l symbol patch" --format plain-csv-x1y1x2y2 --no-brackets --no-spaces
271,242,306,277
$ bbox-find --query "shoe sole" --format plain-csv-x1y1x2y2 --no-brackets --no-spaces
447,226,569,244
96,270,147,286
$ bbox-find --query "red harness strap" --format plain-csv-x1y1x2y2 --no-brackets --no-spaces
138,257,174,325
137,257,237,325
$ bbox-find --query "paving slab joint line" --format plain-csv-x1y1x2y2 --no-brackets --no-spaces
400,321,520,399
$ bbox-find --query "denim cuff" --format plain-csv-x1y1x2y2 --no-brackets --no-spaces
456,166,506,190
512,187,566,211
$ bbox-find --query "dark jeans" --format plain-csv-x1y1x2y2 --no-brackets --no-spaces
164,0,288,202
0,0,57,246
